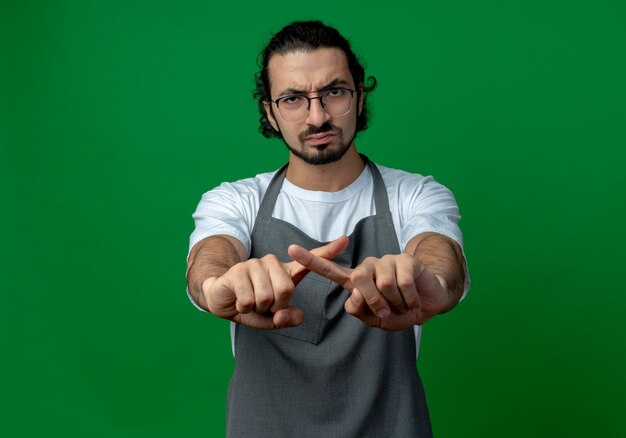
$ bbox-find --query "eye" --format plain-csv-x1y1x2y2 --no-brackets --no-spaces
327,88,346,98
279,95,306,107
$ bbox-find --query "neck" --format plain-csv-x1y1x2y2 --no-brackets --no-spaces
285,145,365,192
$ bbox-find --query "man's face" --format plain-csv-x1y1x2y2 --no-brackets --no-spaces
264,48,362,165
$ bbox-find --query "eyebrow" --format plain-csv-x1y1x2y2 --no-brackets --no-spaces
276,78,351,97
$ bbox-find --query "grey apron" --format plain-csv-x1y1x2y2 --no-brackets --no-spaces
226,157,432,438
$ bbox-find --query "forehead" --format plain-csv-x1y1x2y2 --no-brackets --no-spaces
267,47,353,96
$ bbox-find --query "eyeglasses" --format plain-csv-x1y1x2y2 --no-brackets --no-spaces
270,88,356,122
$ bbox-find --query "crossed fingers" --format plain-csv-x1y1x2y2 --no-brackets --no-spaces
288,245,439,330
205,235,350,330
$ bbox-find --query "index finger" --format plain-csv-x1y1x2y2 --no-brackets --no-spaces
287,244,352,288
283,235,349,285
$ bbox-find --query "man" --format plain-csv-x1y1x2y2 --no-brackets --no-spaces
187,20,469,437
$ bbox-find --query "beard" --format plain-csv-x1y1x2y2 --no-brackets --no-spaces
282,122,354,165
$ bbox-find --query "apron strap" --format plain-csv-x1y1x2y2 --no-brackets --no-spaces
360,154,393,218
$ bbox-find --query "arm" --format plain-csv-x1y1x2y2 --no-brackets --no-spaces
404,231,466,314
187,233,302,328
187,234,247,311
187,233,350,329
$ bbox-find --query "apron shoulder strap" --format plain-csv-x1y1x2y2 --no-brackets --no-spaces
251,162,288,240
360,154,392,218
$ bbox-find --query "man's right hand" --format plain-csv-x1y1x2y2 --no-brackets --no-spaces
202,236,349,330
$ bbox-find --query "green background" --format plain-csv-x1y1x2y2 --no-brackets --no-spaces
2,0,625,436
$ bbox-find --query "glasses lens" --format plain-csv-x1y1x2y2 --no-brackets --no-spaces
277,95,308,122
323,89,353,117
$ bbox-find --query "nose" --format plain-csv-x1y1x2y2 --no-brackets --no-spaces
305,97,331,127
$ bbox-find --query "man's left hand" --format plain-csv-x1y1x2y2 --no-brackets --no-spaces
287,246,453,331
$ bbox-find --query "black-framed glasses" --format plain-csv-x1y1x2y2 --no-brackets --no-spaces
270,88,356,122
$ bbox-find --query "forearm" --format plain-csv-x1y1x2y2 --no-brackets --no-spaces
408,232,466,312
186,235,245,311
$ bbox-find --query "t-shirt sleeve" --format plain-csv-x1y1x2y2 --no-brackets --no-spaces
189,182,255,258
398,175,471,297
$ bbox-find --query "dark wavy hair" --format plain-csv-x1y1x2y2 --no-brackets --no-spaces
254,20,377,139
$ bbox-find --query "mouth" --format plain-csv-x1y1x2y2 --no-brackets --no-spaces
305,133,336,145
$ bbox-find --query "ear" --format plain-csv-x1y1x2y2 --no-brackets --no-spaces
358,83,364,116
263,101,280,132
